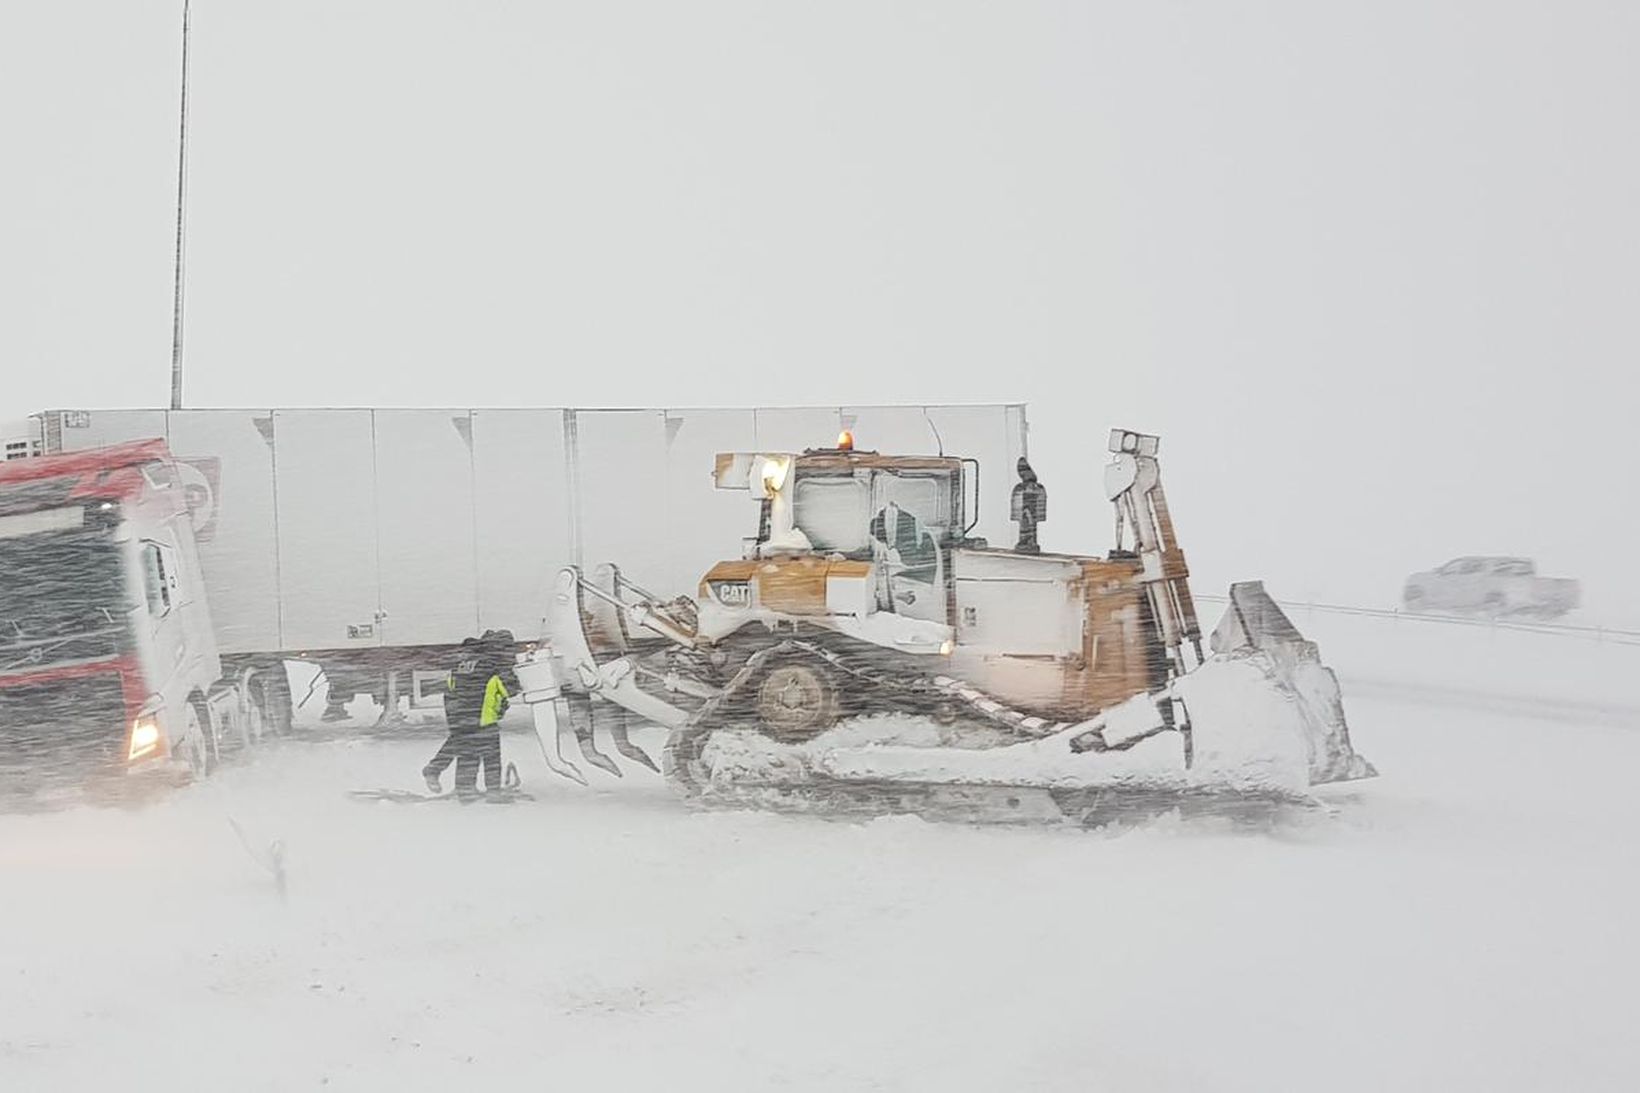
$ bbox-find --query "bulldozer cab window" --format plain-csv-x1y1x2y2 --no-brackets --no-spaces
790,468,954,562
873,471,951,541
869,470,952,578
791,475,871,554
869,503,936,571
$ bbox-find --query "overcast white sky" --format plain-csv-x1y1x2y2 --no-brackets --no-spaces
2,1,1635,619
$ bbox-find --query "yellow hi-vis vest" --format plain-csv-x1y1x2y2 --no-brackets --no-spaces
480,675,510,728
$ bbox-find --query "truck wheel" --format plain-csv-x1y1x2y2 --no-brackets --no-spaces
754,658,840,743
254,668,294,737
243,688,266,747
177,697,215,779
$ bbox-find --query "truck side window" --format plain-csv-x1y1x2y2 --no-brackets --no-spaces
142,543,172,616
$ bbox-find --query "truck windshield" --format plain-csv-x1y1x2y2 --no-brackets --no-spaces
0,524,129,670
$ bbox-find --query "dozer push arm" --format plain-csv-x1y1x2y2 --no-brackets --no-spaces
1104,430,1205,676
575,566,701,650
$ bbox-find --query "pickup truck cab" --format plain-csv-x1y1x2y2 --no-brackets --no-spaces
1402,556,1580,620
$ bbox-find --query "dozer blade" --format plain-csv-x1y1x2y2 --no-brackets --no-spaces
1207,581,1375,784
567,693,624,778
528,698,587,786
605,705,660,773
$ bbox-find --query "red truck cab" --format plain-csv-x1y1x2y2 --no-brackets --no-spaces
0,440,222,793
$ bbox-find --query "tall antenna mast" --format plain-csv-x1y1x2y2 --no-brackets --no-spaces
169,0,191,410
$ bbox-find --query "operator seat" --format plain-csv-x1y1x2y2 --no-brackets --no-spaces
869,502,939,598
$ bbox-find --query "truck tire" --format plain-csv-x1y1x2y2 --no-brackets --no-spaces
254,667,294,737
211,681,254,755
753,656,840,743
177,695,215,779
242,688,266,748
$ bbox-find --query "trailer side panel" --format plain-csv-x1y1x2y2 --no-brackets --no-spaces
470,409,573,641
166,410,281,653
32,405,1029,654
372,410,480,646
270,410,381,651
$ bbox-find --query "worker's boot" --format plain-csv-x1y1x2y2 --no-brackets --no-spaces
422,767,442,794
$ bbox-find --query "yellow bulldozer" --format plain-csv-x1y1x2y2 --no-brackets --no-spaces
514,427,1374,825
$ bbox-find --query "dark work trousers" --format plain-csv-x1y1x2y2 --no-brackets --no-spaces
455,727,504,794
472,722,501,791
424,728,469,783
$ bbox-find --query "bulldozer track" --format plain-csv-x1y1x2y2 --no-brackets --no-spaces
689,638,1077,740
663,637,1092,803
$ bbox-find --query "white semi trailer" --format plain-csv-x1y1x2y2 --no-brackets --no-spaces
0,405,1026,789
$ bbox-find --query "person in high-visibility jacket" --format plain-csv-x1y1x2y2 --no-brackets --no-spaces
467,629,519,793
424,631,520,797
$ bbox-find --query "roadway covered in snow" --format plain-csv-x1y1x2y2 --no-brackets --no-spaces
2,616,1638,1091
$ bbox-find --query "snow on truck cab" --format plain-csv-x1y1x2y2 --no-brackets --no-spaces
0,440,282,796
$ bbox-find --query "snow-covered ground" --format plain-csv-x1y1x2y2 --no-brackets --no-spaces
3,621,1639,1091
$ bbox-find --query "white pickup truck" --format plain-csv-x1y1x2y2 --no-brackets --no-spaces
1401,557,1581,620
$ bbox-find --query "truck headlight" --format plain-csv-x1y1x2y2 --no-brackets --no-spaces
128,714,162,761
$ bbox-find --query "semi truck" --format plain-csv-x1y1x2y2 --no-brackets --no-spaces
0,405,1027,795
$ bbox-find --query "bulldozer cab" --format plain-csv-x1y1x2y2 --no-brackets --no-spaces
788,451,965,623
718,446,970,625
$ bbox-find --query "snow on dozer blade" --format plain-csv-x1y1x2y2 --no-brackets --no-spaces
1206,581,1376,785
